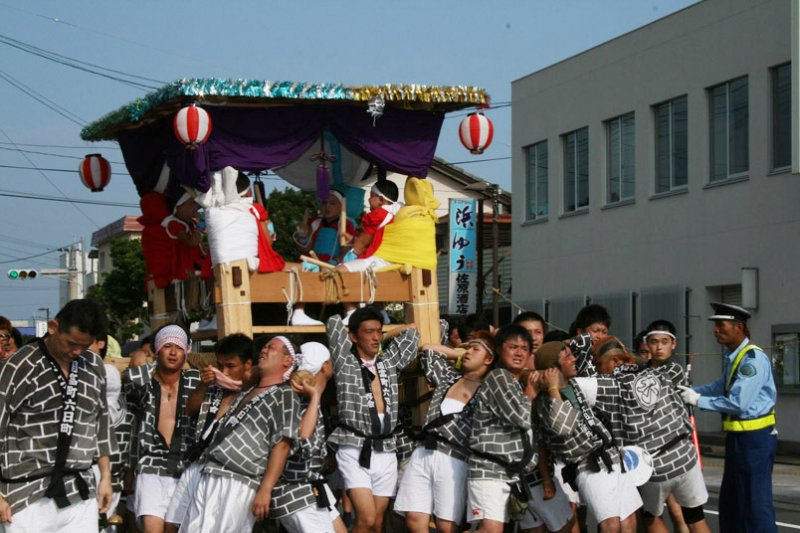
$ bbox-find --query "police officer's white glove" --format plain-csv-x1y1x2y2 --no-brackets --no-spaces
677,385,700,406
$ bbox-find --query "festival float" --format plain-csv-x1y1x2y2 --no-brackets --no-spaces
81,78,491,347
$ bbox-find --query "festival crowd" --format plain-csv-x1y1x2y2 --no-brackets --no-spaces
0,295,778,533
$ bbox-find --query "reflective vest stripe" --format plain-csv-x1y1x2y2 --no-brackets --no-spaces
723,411,776,432
723,344,775,432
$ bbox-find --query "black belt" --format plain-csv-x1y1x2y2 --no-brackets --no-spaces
311,479,330,509
2,468,92,507
338,423,399,469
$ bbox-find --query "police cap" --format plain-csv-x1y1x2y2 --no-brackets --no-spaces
708,302,751,322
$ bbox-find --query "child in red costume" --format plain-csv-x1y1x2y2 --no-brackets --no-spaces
138,192,176,288
340,180,401,272
163,192,213,280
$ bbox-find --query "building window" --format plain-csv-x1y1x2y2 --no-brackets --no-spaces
655,96,688,193
709,76,748,182
771,63,791,170
563,127,589,212
525,140,548,220
773,325,800,391
606,112,635,203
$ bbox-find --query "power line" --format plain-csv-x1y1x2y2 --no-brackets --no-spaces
0,145,125,164
0,249,60,265
445,102,512,120
443,156,511,165
0,189,137,208
0,163,112,173
0,126,100,227
0,142,119,150
0,69,86,126
0,33,163,91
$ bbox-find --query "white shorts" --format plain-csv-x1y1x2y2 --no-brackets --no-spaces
279,502,336,533
323,484,340,520
1,496,97,533
394,447,468,522
180,474,256,533
639,462,708,517
577,463,642,523
467,478,511,523
518,481,574,531
135,473,180,520
342,256,391,272
164,462,203,525
554,461,580,504
336,445,397,497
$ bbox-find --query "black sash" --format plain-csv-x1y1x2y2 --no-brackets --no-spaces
189,388,225,461
210,386,270,447
39,339,91,508
343,350,394,468
152,374,189,477
558,382,616,491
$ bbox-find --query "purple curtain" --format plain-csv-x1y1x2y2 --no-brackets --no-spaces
118,104,444,197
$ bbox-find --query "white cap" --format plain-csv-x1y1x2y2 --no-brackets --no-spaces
298,342,330,375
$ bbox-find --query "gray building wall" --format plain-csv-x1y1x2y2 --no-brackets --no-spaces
511,0,800,442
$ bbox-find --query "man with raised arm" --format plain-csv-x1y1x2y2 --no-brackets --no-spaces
326,308,419,533
180,336,303,532
123,325,200,533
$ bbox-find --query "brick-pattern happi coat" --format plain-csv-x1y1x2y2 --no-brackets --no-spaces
0,343,113,514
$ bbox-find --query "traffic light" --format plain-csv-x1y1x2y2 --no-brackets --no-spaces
7,269,38,280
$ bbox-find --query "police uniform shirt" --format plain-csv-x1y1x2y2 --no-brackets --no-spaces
468,368,537,482
325,315,420,452
123,365,201,477
694,338,777,419
0,343,113,514
203,384,300,491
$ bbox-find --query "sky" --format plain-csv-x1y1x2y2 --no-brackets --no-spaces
0,0,699,321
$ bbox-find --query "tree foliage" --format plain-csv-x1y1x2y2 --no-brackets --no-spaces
264,187,318,261
87,238,147,342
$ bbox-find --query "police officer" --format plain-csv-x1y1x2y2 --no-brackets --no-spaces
678,302,777,533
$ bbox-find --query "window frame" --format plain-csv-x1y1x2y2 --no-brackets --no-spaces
605,112,636,205
770,62,791,172
708,76,749,183
561,127,589,214
653,95,689,195
772,323,800,392
524,140,549,222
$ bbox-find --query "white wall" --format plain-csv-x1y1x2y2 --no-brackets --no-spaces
511,0,800,441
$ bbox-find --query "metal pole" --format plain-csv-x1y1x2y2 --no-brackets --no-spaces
476,199,485,314
491,186,500,326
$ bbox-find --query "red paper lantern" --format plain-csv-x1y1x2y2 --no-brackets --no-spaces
458,112,494,155
174,104,212,147
79,154,111,192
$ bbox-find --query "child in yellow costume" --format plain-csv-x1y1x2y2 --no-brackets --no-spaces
374,177,440,270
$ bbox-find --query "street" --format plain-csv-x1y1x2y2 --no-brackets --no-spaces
702,456,800,532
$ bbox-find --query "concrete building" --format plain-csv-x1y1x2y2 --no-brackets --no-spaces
511,0,800,445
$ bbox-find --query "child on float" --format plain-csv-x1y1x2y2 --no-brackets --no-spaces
339,180,401,273
290,189,357,325
394,331,495,533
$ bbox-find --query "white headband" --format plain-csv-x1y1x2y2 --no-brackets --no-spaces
645,330,676,340
274,336,300,381
370,184,396,204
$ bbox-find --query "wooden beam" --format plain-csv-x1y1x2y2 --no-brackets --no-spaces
214,259,253,337
248,271,412,304
404,268,441,346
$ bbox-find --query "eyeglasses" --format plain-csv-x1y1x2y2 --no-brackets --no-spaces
0,334,10,339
